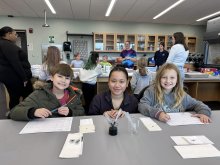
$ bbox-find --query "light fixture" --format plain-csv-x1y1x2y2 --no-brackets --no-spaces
42,10,50,27
105,0,117,17
153,0,185,19
45,0,56,14
196,11,220,21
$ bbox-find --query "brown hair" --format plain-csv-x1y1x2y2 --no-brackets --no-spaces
138,57,147,76
155,63,185,108
43,46,61,75
159,42,165,48
51,63,73,79
173,32,188,51
74,52,80,58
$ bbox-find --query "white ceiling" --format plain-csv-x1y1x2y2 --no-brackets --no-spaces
0,0,220,25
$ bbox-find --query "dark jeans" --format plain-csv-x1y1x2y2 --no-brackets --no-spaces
82,83,97,115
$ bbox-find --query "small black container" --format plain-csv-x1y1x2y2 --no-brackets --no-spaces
109,125,117,136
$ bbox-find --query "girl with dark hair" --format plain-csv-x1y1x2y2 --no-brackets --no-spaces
0,26,31,109
154,42,169,69
166,32,189,81
79,51,102,114
89,66,138,118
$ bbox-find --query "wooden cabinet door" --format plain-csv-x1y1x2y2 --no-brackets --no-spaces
94,33,104,51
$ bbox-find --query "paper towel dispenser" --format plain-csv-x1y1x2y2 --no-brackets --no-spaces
63,41,72,52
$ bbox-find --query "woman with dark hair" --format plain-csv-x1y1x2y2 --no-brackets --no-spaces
0,26,30,109
89,66,138,118
79,51,102,114
166,32,189,81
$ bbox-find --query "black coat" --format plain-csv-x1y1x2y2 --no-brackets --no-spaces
89,90,138,115
0,38,27,83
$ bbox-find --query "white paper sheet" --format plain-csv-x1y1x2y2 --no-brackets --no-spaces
171,135,214,145
174,144,220,159
79,118,95,133
59,133,83,158
166,112,204,126
19,117,73,134
140,117,162,131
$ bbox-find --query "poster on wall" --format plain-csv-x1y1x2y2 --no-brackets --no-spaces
73,40,88,59
49,36,55,43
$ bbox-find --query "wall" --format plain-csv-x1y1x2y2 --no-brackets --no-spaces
0,16,206,65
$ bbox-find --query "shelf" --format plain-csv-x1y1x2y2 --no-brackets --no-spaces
93,32,197,53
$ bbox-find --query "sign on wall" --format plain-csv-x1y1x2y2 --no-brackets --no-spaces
49,36,55,43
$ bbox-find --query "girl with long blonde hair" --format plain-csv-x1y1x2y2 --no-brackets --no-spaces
138,63,211,123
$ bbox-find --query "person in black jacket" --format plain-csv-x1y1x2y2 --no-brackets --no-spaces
18,48,33,99
154,42,169,70
0,26,28,109
89,66,138,118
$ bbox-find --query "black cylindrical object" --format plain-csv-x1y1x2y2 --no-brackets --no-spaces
109,125,117,136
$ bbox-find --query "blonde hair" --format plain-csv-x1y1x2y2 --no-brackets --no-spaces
137,57,147,76
155,63,185,108
43,46,61,75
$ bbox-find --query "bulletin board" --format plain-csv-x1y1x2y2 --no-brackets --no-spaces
73,40,88,59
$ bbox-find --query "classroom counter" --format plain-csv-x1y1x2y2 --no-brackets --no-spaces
31,65,220,102
72,71,220,102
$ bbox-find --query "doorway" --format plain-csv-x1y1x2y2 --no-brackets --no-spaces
15,29,28,54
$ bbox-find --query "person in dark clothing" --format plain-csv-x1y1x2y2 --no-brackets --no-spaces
0,26,28,109
89,66,138,118
118,41,137,68
154,42,169,70
18,48,33,99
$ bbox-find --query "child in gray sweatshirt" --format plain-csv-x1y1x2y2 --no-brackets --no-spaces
138,63,211,123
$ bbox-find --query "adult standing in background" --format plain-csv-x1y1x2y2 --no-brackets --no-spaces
166,32,189,81
18,47,33,99
118,41,137,68
39,46,61,82
154,42,169,70
0,26,28,109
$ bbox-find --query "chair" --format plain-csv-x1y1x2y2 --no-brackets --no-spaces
137,85,150,101
0,82,10,119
